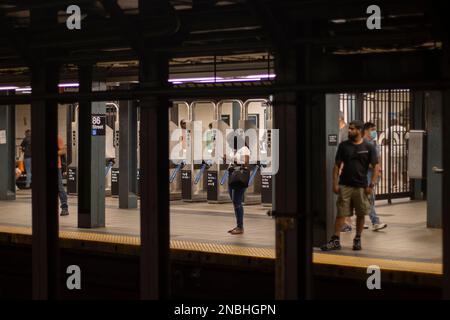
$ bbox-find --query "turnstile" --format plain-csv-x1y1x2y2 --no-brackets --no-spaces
169,101,189,200
181,101,215,202
206,100,242,203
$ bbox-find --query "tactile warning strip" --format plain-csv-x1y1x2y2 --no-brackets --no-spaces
0,224,442,275
314,253,443,275
170,240,275,258
0,225,274,258
59,230,140,246
0,225,31,235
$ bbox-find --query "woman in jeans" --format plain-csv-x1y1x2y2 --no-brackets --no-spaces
226,139,250,235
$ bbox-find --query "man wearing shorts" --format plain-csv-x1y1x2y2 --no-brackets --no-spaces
321,120,380,251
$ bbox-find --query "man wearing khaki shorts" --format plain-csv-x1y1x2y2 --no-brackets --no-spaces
321,120,380,251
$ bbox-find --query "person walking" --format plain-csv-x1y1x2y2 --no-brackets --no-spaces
20,129,32,188
338,112,353,232
321,120,380,251
58,135,69,216
363,122,387,231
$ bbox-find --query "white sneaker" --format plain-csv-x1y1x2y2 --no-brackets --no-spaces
372,223,387,231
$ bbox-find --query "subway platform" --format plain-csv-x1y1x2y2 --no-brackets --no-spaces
0,190,442,299
0,189,442,264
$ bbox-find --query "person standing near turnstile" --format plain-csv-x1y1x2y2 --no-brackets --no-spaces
20,129,32,189
225,134,250,235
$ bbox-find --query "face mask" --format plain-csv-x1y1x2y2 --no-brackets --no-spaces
370,130,378,141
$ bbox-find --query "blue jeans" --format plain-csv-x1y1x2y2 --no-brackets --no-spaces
367,169,380,225
229,186,246,229
58,169,68,210
24,157,32,187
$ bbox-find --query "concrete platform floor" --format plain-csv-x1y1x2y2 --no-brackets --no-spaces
0,190,442,264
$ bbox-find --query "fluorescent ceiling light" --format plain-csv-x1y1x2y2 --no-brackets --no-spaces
15,87,31,92
169,74,275,84
245,74,276,79
169,77,219,82
0,86,18,91
331,19,346,24
199,78,265,83
58,83,79,88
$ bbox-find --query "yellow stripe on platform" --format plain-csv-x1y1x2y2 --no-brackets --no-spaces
0,224,442,275
313,253,443,275
170,239,275,259
0,225,31,235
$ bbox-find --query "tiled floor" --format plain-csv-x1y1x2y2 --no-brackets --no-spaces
0,190,442,264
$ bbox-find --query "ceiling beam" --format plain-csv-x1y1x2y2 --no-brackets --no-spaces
99,0,145,55
0,9,33,66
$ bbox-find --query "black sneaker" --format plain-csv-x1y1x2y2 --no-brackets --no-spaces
353,236,362,250
60,208,69,216
320,237,341,251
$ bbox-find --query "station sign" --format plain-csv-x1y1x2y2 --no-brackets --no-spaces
181,170,192,200
67,167,77,194
261,174,272,205
111,168,119,196
328,134,338,146
207,171,218,201
91,114,106,136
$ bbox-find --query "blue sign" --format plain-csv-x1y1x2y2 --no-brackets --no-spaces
92,129,97,136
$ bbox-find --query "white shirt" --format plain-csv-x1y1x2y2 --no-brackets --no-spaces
230,146,250,165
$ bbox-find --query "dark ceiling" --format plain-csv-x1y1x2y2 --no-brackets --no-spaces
0,0,445,86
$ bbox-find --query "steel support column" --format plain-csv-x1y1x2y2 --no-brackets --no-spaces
77,65,106,228
442,39,450,299
311,94,340,246
30,7,60,300
139,53,170,299
425,91,442,228
410,91,425,200
443,88,450,299
274,46,313,300
139,0,170,300
0,90,15,200
31,60,60,301
118,84,138,209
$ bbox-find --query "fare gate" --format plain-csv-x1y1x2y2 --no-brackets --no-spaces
340,90,412,202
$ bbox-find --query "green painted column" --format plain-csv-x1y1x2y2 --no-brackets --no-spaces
77,64,106,228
